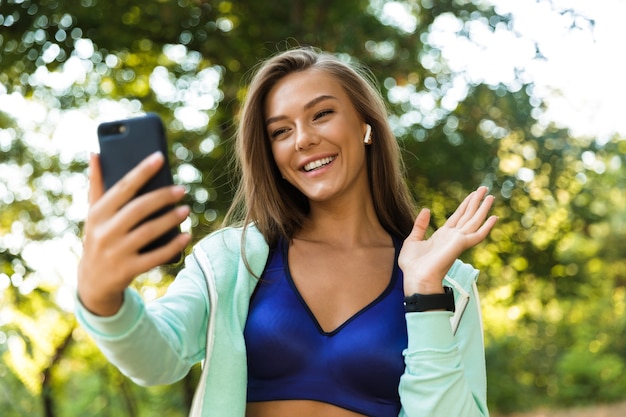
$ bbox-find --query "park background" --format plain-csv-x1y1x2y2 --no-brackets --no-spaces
1,0,625,416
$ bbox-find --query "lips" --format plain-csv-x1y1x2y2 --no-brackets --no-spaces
303,155,336,172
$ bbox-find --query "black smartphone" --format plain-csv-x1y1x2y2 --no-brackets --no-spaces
97,113,182,264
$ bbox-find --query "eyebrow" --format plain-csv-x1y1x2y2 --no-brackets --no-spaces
265,95,338,125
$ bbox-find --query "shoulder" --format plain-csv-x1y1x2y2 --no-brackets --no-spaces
193,224,270,276
195,223,265,251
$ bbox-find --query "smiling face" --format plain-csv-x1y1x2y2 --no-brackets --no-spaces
265,68,371,205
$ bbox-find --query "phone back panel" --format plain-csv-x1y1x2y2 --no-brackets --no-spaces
97,113,181,263
97,113,173,194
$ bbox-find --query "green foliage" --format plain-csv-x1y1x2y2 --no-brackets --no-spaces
1,0,625,415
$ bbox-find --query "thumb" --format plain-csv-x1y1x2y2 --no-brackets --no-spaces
408,208,431,241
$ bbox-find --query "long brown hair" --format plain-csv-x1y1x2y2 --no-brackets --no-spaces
223,47,416,248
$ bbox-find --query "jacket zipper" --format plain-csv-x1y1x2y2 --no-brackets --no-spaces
189,248,219,416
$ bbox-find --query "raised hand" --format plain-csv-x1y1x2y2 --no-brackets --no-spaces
398,186,497,295
77,152,192,316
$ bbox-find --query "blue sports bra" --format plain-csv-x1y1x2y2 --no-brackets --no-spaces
244,238,408,417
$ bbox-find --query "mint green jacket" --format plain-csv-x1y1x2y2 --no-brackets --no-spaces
75,226,489,417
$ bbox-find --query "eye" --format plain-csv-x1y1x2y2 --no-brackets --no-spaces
269,127,289,140
313,109,334,120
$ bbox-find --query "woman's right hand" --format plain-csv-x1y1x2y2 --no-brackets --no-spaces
77,152,192,316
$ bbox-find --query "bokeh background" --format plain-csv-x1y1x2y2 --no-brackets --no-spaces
1,0,625,416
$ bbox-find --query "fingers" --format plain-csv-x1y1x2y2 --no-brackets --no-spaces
447,186,492,230
461,186,490,223
94,151,166,218
455,187,498,246
469,193,495,228
114,185,186,234
399,188,497,293
79,152,191,316
445,190,473,228
461,189,495,234
125,204,190,254
407,208,431,241
131,230,192,274
96,185,189,267
122,202,191,275
474,214,498,241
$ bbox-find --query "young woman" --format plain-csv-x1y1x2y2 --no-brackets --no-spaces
76,47,497,417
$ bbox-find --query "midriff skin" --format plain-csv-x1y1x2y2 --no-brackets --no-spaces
246,400,367,417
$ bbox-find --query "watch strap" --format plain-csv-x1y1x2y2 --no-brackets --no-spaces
404,286,455,313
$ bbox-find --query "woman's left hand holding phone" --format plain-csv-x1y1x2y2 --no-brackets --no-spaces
77,151,192,317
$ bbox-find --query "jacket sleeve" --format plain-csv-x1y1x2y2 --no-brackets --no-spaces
74,252,210,386
398,262,489,417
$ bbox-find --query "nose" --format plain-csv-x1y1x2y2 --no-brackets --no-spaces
294,126,319,151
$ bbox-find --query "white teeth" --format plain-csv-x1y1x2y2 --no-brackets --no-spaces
304,156,335,172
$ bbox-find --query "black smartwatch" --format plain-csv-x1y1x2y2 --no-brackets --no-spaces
404,286,455,313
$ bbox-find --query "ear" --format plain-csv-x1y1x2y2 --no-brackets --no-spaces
363,124,372,145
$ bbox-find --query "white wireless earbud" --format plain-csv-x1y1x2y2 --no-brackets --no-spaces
363,124,372,144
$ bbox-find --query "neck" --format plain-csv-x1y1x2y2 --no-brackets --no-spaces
297,196,390,248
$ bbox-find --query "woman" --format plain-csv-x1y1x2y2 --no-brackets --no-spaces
76,47,497,417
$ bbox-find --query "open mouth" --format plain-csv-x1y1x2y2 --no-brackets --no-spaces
303,156,336,172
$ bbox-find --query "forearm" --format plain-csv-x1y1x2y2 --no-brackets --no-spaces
75,267,209,386
398,312,488,417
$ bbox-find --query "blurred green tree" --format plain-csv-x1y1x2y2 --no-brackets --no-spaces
1,0,624,415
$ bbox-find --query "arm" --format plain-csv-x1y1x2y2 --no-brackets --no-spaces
75,152,195,384
397,187,496,416
77,152,191,316
75,252,210,386
399,267,488,417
